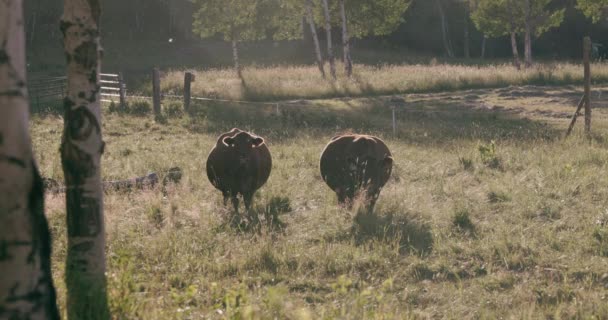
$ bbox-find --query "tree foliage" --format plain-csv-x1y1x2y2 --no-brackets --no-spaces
192,0,275,42
577,0,608,22
471,0,564,38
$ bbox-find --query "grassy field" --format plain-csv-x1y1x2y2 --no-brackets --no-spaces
33,84,608,319
157,62,608,102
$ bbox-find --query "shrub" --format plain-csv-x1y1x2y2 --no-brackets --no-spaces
452,208,476,233
478,141,502,169
130,100,152,115
164,101,184,118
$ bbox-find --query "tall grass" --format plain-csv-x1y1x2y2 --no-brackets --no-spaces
32,85,608,319
159,62,608,101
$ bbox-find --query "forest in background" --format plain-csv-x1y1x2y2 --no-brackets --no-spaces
23,0,608,76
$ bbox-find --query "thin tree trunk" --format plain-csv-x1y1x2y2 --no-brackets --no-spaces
60,0,110,318
0,0,60,319
481,35,487,59
29,10,37,45
436,0,454,58
464,13,470,59
305,0,326,78
232,39,242,79
340,0,353,77
523,0,533,68
510,31,521,70
321,0,337,79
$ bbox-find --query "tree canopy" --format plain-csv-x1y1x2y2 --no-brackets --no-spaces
577,0,608,22
191,0,276,42
471,0,564,39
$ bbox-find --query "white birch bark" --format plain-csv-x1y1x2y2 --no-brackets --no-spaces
322,0,337,79
0,0,60,319
523,0,533,68
436,0,454,58
340,0,352,77
60,0,109,318
232,39,242,78
510,32,521,70
305,0,326,78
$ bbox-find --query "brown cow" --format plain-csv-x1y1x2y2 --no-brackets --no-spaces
320,134,393,211
206,128,272,215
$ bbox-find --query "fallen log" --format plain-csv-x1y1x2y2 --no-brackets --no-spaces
43,167,183,194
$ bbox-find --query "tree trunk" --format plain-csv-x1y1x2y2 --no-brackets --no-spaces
29,10,37,45
510,32,521,70
0,0,60,319
436,0,454,58
305,0,326,78
321,0,337,79
340,0,353,77
232,39,242,79
481,35,487,59
523,0,533,68
60,0,110,318
464,15,470,59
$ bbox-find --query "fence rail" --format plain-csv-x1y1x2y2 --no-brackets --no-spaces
100,73,126,106
27,72,125,112
28,75,66,111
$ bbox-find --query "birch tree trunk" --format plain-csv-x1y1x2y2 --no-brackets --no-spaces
436,0,454,58
305,0,326,78
0,0,60,319
322,0,337,79
523,0,533,68
510,31,522,70
232,39,242,79
340,0,353,77
60,0,110,318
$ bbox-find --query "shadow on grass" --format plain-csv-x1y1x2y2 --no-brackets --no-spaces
184,96,562,145
218,195,292,234
352,209,434,256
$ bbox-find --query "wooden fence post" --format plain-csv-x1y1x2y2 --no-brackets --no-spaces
584,37,592,135
118,72,126,110
152,68,161,119
392,106,397,137
183,72,194,113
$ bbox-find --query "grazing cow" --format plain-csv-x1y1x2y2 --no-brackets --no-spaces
206,128,272,215
320,134,393,211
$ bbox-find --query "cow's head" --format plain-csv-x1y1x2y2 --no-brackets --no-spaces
222,132,265,163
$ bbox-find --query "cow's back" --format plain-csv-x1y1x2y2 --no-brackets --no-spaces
320,134,392,192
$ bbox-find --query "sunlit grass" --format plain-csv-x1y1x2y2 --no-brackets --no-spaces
33,83,608,319
157,62,608,101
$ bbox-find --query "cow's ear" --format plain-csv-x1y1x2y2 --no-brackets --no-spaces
252,137,264,147
222,137,235,147
383,156,393,167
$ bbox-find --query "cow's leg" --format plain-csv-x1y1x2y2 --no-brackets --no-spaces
366,191,380,214
222,191,230,206
231,195,240,214
244,192,260,225
337,190,347,205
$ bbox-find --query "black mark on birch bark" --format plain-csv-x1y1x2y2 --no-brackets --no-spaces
73,41,98,70
71,241,94,252
0,240,33,261
0,154,27,168
0,49,8,64
65,188,101,237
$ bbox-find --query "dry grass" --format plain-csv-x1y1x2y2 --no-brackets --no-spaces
32,84,608,319
157,62,608,101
